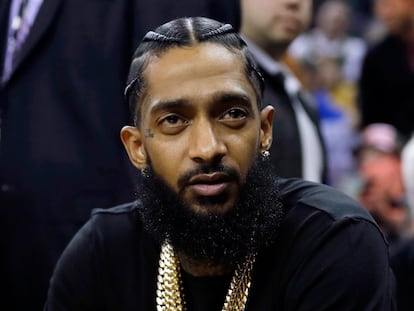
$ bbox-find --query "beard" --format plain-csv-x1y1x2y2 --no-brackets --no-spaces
135,157,286,265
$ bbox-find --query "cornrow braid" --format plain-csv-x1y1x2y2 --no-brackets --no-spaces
143,31,180,43
199,24,234,40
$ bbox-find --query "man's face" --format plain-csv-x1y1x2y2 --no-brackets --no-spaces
241,0,312,48
122,43,273,216
375,0,414,35
317,2,350,39
358,150,406,231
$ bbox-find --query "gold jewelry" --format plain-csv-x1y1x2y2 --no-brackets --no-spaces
156,242,255,311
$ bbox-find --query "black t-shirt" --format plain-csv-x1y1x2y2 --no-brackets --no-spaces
45,178,396,310
182,271,232,311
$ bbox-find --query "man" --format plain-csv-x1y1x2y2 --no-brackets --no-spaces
354,123,407,240
0,1,239,310
44,17,395,310
359,0,414,138
289,0,367,83
240,0,327,183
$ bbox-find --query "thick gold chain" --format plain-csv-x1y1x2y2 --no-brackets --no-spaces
156,242,255,311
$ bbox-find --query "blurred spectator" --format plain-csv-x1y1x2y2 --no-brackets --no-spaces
390,237,414,311
315,56,360,126
0,0,240,310
354,122,414,311
350,0,379,38
289,0,367,83
354,123,408,241
312,56,359,189
359,0,414,138
402,132,414,233
240,0,327,183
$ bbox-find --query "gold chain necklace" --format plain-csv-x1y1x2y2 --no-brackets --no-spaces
156,242,255,311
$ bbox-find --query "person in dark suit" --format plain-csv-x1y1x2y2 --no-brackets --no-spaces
359,0,414,139
0,1,240,310
240,0,327,183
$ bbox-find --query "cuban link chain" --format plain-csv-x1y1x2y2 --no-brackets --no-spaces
156,241,255,311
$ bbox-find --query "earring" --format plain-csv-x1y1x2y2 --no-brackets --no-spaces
261,150,270,158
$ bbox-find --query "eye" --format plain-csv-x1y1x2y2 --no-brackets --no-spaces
220,108,248,128
222,108,247,120
158,114,190,134
161,115,183,125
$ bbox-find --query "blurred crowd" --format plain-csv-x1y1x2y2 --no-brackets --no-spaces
287,0,414,240
287,2,414,309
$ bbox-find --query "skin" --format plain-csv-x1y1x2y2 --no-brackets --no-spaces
240,0,312,59
316,1,350,40
374,0,414,40
358,150,407,233
121,42,273,218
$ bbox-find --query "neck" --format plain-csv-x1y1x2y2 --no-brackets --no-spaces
241,32,287,61
177,251,234,277
265,46,286,62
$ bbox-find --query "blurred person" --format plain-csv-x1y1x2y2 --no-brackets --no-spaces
315,56,359,126
240,0,327,183
359,0,414,138
355,123,408,241
0,0,240,310
402,132,414,233
289,0,367,83
389,236,414,311
45,17,395,310
355,123,414,311
312,56,359,189
348,0,375,39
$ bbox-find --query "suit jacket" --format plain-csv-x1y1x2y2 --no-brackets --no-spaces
0,1,240,310
359,34,414,138
260,68,328,183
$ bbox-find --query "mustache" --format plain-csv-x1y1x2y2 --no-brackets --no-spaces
177,163,241,189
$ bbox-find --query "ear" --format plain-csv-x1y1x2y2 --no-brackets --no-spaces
260,105,274,151
120,126,147,170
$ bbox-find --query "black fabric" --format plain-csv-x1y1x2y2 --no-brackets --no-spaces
389,238,414,311
260,68,328,183
182,271,232,311
0,1,240,310
359,34,414,138
45,178,395,310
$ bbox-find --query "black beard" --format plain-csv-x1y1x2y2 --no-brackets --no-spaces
135,157,286,265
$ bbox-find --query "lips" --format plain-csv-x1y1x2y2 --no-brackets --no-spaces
280,15,302,32
187,172,231,196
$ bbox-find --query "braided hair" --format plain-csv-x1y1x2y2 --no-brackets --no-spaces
124,17,264,126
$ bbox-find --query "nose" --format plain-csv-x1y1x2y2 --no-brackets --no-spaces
188,119,227,163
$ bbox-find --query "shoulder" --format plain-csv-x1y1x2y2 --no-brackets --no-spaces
277,178,375,223
91,200,140,218
260,178,395,310
69,200,146,247
366,35,403,59
275,177,390,251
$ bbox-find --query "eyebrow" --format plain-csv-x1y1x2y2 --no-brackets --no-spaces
211,92,253,108
149,99,191,116
149,92,254,115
